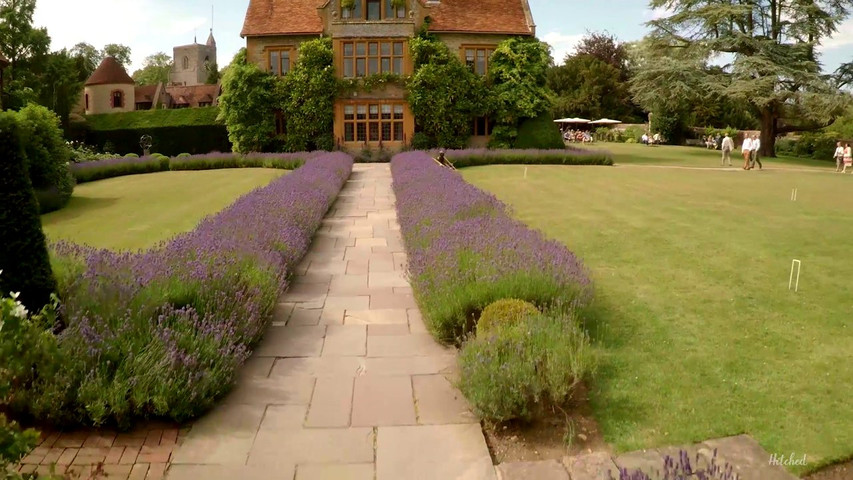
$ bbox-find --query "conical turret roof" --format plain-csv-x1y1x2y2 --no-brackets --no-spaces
206,29,216,47
85,56,134,86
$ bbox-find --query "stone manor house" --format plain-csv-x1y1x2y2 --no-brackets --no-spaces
241,0,536,148
83,32,220,115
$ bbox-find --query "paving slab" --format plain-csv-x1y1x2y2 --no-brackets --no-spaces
166,465,292,480
368,334,452,357
364,355,457,376
254,326,326,358
296,463,374,480
272,357,364,378
171,403,265,466
377,425,495,480
323,325,367,357
344,309,408,325
700,435,797,480
306,378,354,428
495,460,569,480
369,293,418,309
224,376,314,406
351,376,416,427
562,452,619,480
413,375,476,425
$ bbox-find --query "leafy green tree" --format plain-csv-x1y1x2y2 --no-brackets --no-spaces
103,43,132,68
70,42,100,79
489,37,553,126
0,0,50,109
407,36,487,148
636,0,853,156
278,38,336,151
16,104,74,212
218,49,278,152
36,49,83,127
205,62,220,85
132,52,172,86
548,54,635,121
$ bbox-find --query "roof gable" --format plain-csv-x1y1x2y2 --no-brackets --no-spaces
86,57,134,86
425,0,533,35
242,0,324,37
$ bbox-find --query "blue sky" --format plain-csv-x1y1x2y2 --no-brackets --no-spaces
33,0,852,73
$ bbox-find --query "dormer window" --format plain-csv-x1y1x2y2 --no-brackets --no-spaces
341,0,404,20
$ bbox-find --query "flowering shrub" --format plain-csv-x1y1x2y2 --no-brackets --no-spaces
612,449,740,480
458,309,595,422
391,152,592,344
440,148,613,168
70,153,311,184
8,153,353,427
0,281,57,478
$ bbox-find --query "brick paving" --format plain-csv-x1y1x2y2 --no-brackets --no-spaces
17,425,188,479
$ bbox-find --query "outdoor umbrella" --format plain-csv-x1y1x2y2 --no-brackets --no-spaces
554,118,591,124
589,118,622,125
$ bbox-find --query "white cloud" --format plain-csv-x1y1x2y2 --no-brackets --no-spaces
819,18,853,51
542,31,584,65
33,0,212,71
645,6,674,20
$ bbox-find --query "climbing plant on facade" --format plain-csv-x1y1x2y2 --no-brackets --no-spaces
488,37,554,148
407,35,489,149
278,38,337,152
218,49,278,153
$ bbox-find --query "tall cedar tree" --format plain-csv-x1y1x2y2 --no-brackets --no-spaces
636,0,852,156
0,112,58,311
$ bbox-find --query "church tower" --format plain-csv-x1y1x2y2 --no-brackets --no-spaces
170,29,217,86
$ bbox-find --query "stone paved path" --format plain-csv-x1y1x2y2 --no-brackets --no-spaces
166,164,495,480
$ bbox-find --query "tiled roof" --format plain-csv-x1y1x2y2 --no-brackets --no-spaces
86,57,134,86
134,85,158,103
165,84,221,107
242,0,324,36
426,0,533,35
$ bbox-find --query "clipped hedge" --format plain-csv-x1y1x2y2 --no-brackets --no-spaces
85,108,230,156
515,115,565,149
16,104,75,214
441,148,613,168
9,153,354,427
0,112,59,313
391,152,593,344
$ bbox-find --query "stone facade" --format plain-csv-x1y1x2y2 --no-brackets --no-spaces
242,0,535,150
170,32,217,87
84,83,135,115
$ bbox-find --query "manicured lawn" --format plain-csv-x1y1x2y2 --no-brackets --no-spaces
583,142,834,169
42,169,286,251
464,164,853,474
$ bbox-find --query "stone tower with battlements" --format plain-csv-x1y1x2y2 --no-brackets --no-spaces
170,30,217,86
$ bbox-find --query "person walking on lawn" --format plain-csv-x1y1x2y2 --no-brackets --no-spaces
741,135,753,170
721,134,734,166
835,142,845,172
844,143,852,174
749,134,763,170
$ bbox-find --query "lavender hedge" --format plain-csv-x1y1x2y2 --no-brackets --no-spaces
441,148,612,167
70,152,309,184
70,154,170,183
10,153,353,427
391,152,593,344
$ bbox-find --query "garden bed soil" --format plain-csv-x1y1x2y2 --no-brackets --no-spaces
482,384,610,463
804,460,853,480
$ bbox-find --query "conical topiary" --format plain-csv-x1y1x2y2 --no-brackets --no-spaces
0,112,58,312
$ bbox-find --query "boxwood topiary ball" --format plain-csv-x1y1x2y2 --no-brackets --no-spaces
477,299,539,335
